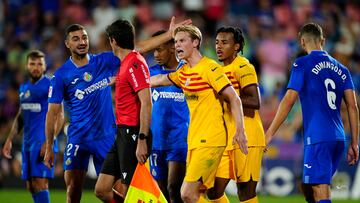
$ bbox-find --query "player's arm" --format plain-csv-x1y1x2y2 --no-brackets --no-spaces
136,88,152,164
2,108,22,159
343,89,359,165
135,17,192,53
44,103,62,168
221,86,248,155
150,74,173,87
265,89,298,146
240,85,260,109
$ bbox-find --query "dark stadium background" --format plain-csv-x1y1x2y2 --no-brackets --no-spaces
0,0,359,202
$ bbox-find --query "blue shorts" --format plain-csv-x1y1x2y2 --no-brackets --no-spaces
303,141,345,184
22,147,55,180
149,148,187,180
64,136,114,175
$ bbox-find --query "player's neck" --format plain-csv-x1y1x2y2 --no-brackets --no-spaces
185,50,202,67
71,54,89,67
118,49,133,61
222,55,237,66
305,44,323,54
163,57,178,70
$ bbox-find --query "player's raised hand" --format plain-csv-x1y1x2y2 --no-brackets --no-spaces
43,144,55,168
233,129,248,155
2,139,12,159
168,16,192,34
347,143,359,166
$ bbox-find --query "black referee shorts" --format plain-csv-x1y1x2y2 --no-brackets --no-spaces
100,125,151,185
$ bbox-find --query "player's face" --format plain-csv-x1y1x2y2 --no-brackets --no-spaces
174,31,197,60
65,29,89,58
216,32,239,62
153,43,174,66
27,57,45,81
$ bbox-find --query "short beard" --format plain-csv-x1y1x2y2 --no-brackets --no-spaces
218,58,224,62
29,74,42,83
74,52,87,58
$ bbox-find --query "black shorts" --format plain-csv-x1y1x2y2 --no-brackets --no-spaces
101,125,151,185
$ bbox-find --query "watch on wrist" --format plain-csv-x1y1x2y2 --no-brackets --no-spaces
138,133,147,140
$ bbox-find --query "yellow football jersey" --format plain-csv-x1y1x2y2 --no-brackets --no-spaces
223,56,265,148
168,57,230,150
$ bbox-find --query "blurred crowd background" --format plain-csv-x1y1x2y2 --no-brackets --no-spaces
0,0,360,195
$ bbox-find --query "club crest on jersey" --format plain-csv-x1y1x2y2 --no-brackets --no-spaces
185,78,190,86
24,90,31,98
83,72,92,82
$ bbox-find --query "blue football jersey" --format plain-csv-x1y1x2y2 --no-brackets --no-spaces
20,76,50,151
48,52,120,143
150,64,189,150
287,50,354,145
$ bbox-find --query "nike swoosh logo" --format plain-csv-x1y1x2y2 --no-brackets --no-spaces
239,65,246,68
293,63,298,67
304,164,312,169
211,67,218,72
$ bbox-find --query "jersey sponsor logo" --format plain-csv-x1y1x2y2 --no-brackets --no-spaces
21,103,41,112
152,89,185,102
74,78,110,100
311,61,347,81
129,68,139,88
71,78,79,84
48,86,53,98
185,94,198,101
83,72,93,82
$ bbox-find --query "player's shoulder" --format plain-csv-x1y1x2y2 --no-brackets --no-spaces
55,59,73,76
292,55,307,68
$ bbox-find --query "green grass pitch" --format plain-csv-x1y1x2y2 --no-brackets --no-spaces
0,189,358,203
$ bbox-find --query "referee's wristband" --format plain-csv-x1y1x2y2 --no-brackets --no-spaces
138,133,148,140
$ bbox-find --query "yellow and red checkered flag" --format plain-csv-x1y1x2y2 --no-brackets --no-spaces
124,163,168,203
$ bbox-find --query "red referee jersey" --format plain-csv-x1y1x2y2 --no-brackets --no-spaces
115,51,150,126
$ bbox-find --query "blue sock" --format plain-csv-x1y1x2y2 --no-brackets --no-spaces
32,190,50,203
317,200,331,203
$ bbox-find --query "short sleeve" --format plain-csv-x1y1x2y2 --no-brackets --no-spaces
342,66,355,90
287,60,304,92
48,72,65,103
205,64,231,93
127,58,150,92
168,69,182,87
101,52,121,76
235,63,258,88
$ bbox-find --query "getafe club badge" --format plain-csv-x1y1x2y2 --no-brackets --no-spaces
185,78,190,86
24,90,31,98
83,72,92,82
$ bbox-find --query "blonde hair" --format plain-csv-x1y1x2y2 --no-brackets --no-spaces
173,25,202,49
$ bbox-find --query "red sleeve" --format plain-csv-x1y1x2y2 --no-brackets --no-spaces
126,56,150,92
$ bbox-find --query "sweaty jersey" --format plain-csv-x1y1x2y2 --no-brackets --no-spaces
49,52,120,143
287,50,354,145
115,51,150,126
150,64,189,150
168,57,230,150
222,56,265,149
20,76,51,151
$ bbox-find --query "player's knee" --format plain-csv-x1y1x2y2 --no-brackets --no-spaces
30,179,48,193
237,182,257,201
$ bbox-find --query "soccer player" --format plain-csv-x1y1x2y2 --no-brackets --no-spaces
266,23,359,203
206,27,265,203
149,30,189,202
2,50,64,203
44,18,191,203
151,25,248,202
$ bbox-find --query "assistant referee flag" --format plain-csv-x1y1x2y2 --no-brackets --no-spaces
124,164,168,203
